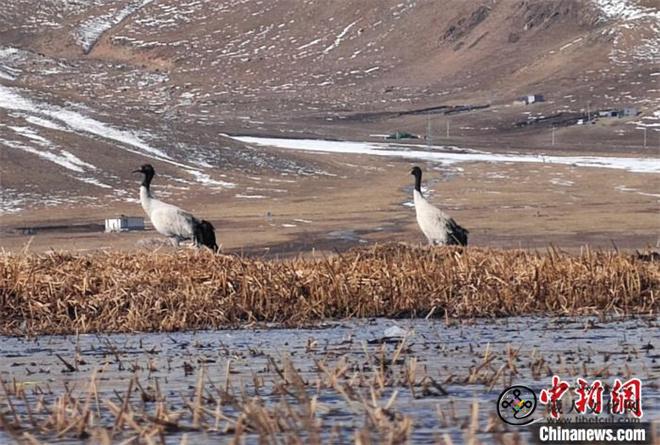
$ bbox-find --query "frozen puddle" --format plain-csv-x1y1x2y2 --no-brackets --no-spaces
227,135,660,174
0,317,657,444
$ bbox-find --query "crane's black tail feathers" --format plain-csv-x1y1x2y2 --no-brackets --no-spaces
193,219,218,252
447,219,469,246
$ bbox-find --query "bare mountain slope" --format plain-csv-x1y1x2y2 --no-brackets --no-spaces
0,0,658,217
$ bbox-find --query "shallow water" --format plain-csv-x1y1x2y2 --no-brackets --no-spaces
0,317,658,443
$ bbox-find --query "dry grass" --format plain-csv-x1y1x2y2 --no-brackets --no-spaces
0,243,658,335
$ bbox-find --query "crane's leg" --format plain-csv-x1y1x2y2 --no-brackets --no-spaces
169,237,180,248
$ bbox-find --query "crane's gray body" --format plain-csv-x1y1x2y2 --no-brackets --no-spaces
134,164,218,251
140,186,196,245
411,167,468,246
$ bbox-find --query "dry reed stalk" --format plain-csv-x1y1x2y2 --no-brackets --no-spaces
0,244,658,335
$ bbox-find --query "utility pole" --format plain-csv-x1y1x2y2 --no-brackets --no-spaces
587,102,591,122
446,119,450,138
643,127,647,148
552,126,556,146
427,115,432,149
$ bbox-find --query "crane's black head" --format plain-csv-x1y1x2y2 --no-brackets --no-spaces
132,164,155,188
410,166,422,192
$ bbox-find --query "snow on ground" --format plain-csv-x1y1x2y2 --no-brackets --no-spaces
593,0,660,21
186,170,235,189
0,188,30,214
550,178,575,187
235,194,266,199
1,139,89,174
297,38,323,50
8,125,52,146
228,135,660,174
615,185,660,198
75,0,155,53
0,84,170,160
0,185,104,215
0,124,121,195
2,125,97,174
0,84,233,190
323,20,358,54
593,0,660,66
21,115,67,131
0,47,22,80
0,83,234,215
0,46,61,82
73,176,113,189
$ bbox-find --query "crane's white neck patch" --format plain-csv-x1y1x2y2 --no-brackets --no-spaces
413,189,427,206
139,185,153,214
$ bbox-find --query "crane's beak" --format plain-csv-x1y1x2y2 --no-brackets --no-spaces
132,169,142,174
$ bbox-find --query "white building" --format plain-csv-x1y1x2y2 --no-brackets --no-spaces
516,94,545,105
105,216,145,232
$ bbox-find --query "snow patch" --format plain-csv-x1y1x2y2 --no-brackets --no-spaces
0,84,170,160
550,178,575,187
73,176,113,189
76,0,155,53
235,194,266,199
323,21,358,54
187,170,236,189
21,114,67,131
593,0,660,21
0,47,22,80
228,135,660,174
297,38,323,50
1,85,232,191
2,139,90,173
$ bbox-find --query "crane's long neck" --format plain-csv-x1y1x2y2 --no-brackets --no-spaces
414,172,422,194
139,172,154,214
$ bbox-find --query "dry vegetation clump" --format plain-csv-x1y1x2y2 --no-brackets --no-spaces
0,243,658,335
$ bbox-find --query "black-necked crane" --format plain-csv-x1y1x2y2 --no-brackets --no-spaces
133,164,218,251
410,166,468,246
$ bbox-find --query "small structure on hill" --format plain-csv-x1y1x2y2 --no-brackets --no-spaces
598,109,621,118
516,94,545,105
105,215,144,233
622,107,638,117
386,131,418,140
597,107,639,118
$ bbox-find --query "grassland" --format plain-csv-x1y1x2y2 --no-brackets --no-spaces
3,157,660,255
1,243,657,336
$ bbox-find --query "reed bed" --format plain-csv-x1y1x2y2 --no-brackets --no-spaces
0,243,657,335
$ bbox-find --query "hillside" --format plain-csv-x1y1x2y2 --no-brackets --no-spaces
0,0,658,251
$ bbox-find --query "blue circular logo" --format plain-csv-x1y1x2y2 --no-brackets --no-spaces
497,385,537,425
